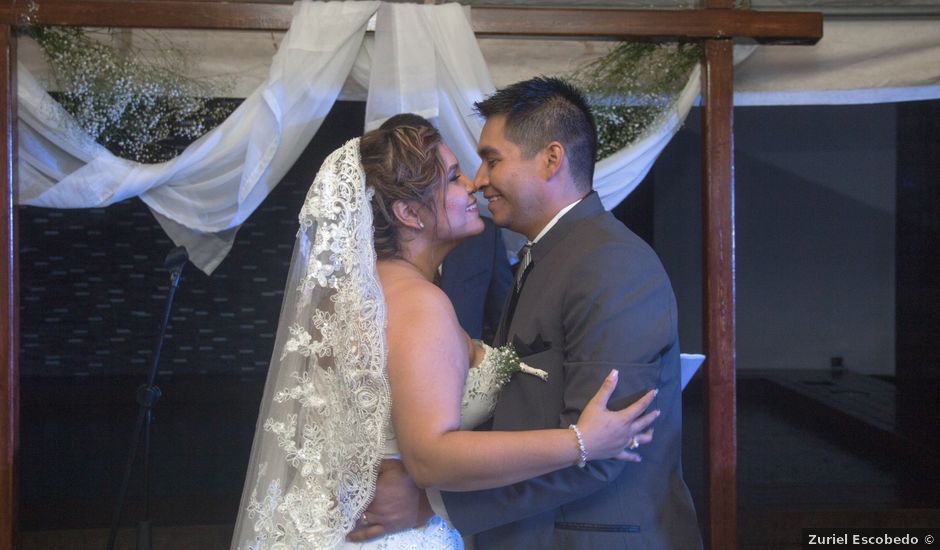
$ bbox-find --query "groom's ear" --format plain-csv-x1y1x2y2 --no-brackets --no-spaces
392,200,424,231
540,141,565,181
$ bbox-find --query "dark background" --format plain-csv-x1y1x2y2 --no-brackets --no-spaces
18,99,940,545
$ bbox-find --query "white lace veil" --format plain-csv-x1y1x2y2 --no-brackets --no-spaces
231,138,389,549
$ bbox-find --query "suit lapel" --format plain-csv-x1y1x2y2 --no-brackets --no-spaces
493,192,606,346
528,192,604,265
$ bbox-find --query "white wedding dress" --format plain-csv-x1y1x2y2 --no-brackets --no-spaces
236,345,508,550
336,353,508,550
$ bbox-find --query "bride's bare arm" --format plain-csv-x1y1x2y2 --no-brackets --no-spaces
386,284,657,492
467,334,485,369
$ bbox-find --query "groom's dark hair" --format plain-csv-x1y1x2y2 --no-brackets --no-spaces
474,76,597,192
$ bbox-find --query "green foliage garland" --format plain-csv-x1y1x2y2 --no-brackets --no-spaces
569,41,701,160
26,24,236,163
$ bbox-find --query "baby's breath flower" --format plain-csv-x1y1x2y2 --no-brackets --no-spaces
568,41,700,160
489,344,548,385
26,24,236,163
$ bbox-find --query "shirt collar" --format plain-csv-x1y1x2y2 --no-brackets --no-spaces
530,198,583,245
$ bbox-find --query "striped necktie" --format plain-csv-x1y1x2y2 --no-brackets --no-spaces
514,243,533,291
499,243,533,344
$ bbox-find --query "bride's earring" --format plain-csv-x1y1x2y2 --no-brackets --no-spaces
391,201,425,231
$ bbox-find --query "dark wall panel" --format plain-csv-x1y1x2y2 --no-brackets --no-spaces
20,102,366,378
896,100,940,382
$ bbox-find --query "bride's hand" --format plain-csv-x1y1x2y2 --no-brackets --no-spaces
575,370,660,464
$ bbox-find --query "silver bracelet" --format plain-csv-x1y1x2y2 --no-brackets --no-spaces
568,424,588,468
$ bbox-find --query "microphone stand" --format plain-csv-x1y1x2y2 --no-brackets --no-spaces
107,247,187,550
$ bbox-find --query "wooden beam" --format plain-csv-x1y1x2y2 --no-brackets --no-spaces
701,33,738,550
0,1,821,44
0,23,17,550
470,7,821,43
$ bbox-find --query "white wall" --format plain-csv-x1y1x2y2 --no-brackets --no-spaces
654,104,896,375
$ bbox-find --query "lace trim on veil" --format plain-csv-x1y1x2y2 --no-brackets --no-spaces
233,138,389,549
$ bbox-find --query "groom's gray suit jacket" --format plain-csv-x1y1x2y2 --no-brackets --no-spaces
440,192,701,549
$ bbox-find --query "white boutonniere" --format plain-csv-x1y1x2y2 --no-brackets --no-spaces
487,343,549,383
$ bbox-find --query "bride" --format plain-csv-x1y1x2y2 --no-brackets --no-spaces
231,125,659,550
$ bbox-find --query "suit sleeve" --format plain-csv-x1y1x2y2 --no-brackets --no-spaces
441,238,678,534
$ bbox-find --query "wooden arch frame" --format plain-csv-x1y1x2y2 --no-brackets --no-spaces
0,2,821,549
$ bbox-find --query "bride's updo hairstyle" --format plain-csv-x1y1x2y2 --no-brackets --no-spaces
360,125,446,259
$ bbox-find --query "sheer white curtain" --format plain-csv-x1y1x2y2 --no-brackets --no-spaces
734,18,940,106
364,2,493,182
363,2,700,212
18,1,379,273
16,0,698,272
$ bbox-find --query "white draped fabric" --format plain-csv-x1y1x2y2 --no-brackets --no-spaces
16,2,939,273
733,19,940,106
18,1,379,273
364,3,493,185
17,1,696,272
594,64,701,210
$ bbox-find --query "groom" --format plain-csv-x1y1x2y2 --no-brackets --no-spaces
353,77,701,549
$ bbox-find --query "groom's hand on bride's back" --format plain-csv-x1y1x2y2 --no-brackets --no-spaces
346,459,434,542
